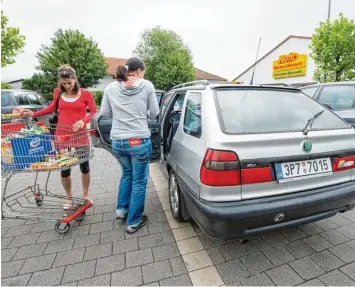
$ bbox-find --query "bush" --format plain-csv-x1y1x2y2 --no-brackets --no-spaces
1,82,12,89
94,91,104,107
22,73,56,94
41,93,53,101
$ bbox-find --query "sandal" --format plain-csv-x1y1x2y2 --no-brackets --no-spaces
83,196,93,204
63,200,72,210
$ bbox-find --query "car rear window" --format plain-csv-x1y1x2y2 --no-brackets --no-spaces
1,91,17,107
215,88,350,134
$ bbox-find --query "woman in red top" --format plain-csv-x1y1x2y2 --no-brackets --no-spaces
22,65,97,209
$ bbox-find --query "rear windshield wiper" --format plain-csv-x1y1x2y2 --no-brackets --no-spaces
303,109,325,135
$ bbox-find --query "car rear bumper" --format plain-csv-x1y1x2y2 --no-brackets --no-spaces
178,178,355,239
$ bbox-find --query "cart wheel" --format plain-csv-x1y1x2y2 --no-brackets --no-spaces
55,222,70,234
75,211,86,222
35,196,43,207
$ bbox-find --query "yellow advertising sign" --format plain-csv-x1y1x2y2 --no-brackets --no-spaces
272,52,307,79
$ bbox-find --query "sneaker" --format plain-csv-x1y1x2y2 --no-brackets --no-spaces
125,215,148,234
63,200,72,210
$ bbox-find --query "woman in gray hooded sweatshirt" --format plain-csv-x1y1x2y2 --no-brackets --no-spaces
100,57,159,234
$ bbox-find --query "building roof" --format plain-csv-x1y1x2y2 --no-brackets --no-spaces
7,78,24,84
104,57,226,81
105,57,128,77
233,35,312,81
193,67,227,81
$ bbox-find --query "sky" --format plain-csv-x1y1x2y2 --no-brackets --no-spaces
1,0,355,82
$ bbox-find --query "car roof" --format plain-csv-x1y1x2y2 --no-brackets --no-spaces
209,84,300,91
300,81,355,89
170,83,300,93
2,89,35,95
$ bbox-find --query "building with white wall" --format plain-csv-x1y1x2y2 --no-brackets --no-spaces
233,35,318,87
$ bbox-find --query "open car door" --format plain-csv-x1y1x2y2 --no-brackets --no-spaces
91,113,161,162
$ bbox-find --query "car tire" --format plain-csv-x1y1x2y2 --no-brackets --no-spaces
168,170,184,221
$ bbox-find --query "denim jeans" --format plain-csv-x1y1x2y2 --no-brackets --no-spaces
112,138,152,226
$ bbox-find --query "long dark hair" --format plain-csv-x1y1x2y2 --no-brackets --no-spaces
57,64,80,94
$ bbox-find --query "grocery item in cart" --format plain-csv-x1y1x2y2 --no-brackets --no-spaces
30,148,79,170
11,133,53,169
1,121,53,170
57,156,79,167
19,125,49,137
1,141,14,164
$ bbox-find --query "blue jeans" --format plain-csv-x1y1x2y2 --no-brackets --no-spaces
112,138,152,226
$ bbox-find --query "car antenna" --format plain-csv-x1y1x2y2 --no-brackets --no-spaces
250,37,261,85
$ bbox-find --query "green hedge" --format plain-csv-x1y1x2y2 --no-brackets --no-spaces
41,93,54,101
1,82,12,89
94,91,104,107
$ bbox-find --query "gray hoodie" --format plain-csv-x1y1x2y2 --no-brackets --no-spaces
100,79,159,140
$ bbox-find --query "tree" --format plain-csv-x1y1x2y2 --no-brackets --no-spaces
1,11,26,67
134,26,195,90
36,29,107,88
310,13,355,82
1,82,12,89
22,73,57,94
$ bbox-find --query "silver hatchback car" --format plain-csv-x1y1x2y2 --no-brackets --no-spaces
92,81,355,239
159,81,355,239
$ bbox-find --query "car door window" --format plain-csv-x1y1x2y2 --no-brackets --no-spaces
1,91,17,106
26,93,41,105
183,92,202,138
36,94,48,105
18,94,30,105
173,93,185,112
318,85,355,110
302,86,319,98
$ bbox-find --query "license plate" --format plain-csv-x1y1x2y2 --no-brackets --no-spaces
275,157,333,183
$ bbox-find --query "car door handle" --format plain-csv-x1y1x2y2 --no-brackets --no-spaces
150,128,159,133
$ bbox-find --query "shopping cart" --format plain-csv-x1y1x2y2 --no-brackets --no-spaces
1,114,95,234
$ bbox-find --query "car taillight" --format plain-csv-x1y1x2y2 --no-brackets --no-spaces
241,167,273,185
333,156,355,172
200,149,241,186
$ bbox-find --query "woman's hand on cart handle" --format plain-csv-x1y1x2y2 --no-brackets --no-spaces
20,109,34,117
73,120,85,132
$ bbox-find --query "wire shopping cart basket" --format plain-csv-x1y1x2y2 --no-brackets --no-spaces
1,114,95,234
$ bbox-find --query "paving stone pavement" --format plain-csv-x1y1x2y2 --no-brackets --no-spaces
2,149,355,286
